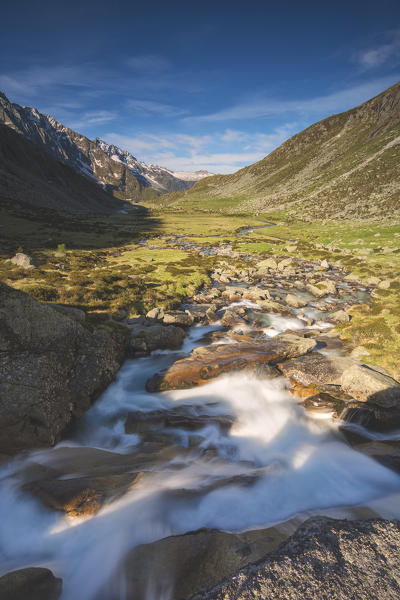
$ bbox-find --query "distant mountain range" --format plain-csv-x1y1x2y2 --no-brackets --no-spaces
0,92,212,211
173,81,400,221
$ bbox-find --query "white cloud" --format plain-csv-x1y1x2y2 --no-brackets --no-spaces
185,76,400,123
103,125,297,173
358,31,400,70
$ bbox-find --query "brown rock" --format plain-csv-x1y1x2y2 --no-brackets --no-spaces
146,334,316,391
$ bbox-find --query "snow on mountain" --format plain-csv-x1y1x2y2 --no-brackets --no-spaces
94,138,213,192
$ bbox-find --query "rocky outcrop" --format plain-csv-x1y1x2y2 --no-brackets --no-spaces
118,526,289,600
146,334,316,392
278,354,354,387
0,282,129,451
130,323,186,354
0,567,62,600
202,518,400,600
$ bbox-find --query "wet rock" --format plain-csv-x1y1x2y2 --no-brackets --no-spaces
0,282,128,451
278,353,354,387
285,293,307,308
351,440,400,473
256,299,290,313
24,471,144,517
341,364,400,407
130,324,185,354
163,311,194,327
203,518,400,600
0,567,62,600
221,309,248,327
184,304,217,323
6,252,36,269
125,407,234,434
118,526,289,600
146,334,316,391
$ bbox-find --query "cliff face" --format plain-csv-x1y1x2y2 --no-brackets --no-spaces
176,81,400,220
0,281,129,451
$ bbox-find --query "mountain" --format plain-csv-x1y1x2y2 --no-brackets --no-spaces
0,123,129,212
0,92,213,202
94,138,212,193
173,81,400,220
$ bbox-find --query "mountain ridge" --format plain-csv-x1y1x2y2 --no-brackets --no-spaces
171,81,400,220
0,92,212,202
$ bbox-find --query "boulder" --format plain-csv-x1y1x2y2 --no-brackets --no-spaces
118,526,289,600
329,309,350,323
163,311,194,327
221,309,248,327
256,258,278,272
341,364,400,408
203,518,400,600
256,299,290,314
278,354,354,387
285,293,307,308
146,307,165,320
307,280,337,298
23,471,144,517
6,252,36,269
146,334,316,391
130,324,185,353
277,258,294,270
0,568,62,600
0,282,128,451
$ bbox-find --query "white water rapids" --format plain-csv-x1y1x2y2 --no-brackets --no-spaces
1,318,400,599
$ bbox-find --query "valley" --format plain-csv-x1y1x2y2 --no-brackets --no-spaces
0,79,399,600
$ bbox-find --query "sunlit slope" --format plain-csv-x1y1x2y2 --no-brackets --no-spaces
171,81,400,220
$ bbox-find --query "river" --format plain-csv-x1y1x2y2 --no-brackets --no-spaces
1,261,400,600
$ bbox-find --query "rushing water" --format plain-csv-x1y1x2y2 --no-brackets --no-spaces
1,316,400,599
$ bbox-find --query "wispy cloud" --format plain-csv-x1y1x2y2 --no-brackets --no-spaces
185,76,399,123
126,99,187,117
104,125,297,173
357,30,400,70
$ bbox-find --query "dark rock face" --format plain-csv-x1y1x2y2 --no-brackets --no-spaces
0,282,128,450
0,567,62,600
202,518,400,600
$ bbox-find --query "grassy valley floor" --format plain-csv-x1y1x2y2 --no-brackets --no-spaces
1,201,399,378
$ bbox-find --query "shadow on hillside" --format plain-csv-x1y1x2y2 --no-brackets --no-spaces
0,196,162,253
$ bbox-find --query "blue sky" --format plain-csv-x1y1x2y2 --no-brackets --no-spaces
1,0,400,173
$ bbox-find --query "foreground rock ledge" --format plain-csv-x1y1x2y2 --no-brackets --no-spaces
199,518,400,600
146,334,316,392
0,282,129,451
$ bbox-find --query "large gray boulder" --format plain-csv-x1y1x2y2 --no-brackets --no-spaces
341,364,400,408
0,282,128,451
0,567,61,600
203,518,400,600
